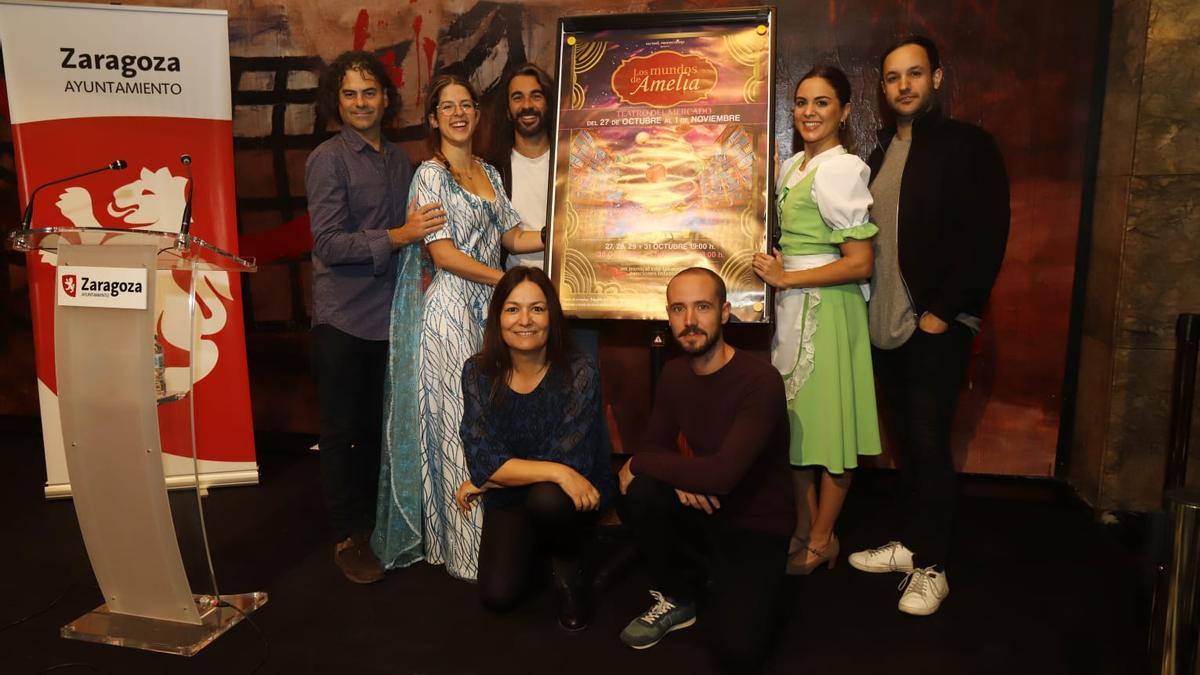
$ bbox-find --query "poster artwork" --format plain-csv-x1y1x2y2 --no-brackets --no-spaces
550,13,774,321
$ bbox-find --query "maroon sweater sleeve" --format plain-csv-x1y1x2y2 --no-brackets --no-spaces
631,355,786,496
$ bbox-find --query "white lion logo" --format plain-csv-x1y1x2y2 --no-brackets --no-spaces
56,166,188,232
48,166,229,386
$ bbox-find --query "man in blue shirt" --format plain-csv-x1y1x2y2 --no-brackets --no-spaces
305,51,444,584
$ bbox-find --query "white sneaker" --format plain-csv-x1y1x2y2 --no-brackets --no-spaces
848,541,915,573
897,566,949,616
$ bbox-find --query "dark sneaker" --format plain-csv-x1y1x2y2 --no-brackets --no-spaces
619,590,697,649
334,535,384,584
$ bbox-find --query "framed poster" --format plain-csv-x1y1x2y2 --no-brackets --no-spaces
548,7,775,321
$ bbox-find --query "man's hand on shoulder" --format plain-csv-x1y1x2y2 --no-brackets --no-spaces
389,201,447,248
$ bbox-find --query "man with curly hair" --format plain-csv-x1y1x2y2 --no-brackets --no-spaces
305,51,445,583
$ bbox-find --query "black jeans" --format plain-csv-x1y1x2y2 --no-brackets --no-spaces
477,483,597,611
872,322,974,569
310,323,387,543
622,476,788,674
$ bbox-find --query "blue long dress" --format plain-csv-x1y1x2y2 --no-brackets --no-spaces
371,232,427,570
416,159,520,580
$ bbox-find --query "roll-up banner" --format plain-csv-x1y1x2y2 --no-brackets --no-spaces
0,0,257,496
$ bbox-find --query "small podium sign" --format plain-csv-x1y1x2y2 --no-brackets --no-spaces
56,265,149,310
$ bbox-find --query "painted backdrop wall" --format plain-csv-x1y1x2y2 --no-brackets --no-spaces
0,0,1105,478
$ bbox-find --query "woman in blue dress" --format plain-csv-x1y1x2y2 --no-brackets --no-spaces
373,74,543,580
455,266,615,631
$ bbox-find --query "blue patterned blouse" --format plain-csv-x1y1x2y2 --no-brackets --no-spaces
460,351,617,510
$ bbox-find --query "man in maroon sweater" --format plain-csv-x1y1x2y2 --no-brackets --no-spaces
617,267,795,673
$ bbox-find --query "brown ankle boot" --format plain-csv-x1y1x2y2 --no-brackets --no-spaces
335,534,384,584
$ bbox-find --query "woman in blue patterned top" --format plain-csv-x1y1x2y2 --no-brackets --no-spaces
456,266,615,631
373,75,544,580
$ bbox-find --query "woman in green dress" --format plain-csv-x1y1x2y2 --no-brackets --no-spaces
753,65,882,575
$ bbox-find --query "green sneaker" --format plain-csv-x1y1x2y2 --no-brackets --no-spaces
619,590,697,649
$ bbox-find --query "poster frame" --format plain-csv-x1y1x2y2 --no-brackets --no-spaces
547,6,777,323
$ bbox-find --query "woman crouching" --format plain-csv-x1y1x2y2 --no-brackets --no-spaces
455,266,615,631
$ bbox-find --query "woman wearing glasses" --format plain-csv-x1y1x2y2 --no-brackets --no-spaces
375,74,544,580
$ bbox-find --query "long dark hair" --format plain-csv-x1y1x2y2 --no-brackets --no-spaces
474,266,573,399
424,73,480,184
792,64,855,154
317,51,399,127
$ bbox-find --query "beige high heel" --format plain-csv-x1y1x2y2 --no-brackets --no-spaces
786,534,839,576
788,534,809,556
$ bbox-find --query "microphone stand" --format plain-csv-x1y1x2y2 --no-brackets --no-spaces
176,154,194,251
19,159,128,232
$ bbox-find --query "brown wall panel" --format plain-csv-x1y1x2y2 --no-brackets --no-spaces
0,0,1105,479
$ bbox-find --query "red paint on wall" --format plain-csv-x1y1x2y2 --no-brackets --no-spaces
382,51,405,91
413,15,424,103
353,9,370,50
238,214,313,264
423,37,437,86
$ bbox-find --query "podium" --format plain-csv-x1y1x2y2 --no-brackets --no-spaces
8,226,266,656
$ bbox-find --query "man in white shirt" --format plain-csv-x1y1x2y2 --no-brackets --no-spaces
487,60,614,483
488,63,553,270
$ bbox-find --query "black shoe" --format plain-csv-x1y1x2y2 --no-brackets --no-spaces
552,565,590,631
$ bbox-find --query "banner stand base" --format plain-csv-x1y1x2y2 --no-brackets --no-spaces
44,468,261,500
61,592,267,656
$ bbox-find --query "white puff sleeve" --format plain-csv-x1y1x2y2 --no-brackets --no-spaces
812,154,876,239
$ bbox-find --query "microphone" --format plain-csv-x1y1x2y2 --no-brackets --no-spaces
19,159,128,231
178,153,194,239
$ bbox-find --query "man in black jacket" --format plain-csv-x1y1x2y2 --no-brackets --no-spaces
848,35,1009,616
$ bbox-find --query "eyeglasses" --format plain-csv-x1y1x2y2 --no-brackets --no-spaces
437,101,477,115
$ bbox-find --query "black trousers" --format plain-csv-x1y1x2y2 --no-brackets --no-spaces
310,323,387,543
872,322,974,569
477,483,597,611
622,476,788,674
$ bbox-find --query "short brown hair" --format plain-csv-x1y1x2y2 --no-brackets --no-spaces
669,267,727,306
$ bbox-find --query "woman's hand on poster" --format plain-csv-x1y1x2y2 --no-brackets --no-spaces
753,248,786,288
556,465,600,512
455,479,487,512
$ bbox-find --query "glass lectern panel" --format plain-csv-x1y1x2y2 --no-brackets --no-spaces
10,228,265,655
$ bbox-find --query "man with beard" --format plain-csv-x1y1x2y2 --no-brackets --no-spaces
616,268,794,673
850,35,1009,616
484,63,552,271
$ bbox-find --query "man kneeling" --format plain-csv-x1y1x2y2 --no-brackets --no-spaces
618,267,795,673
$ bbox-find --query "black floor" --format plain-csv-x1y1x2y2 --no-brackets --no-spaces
1,417,1150,675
